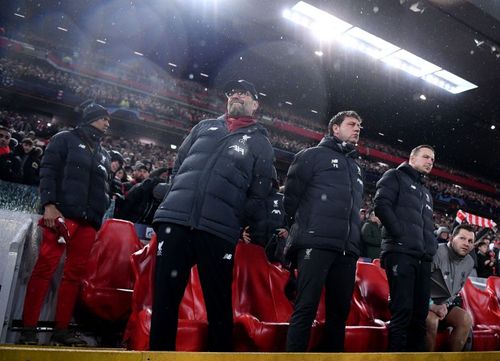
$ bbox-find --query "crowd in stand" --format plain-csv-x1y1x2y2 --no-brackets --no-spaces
1,106,499,224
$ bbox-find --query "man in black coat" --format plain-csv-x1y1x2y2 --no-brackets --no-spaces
19,101,111,347
374,145,436,352
150,80,274,351
283,110,364,352
15,138,42,186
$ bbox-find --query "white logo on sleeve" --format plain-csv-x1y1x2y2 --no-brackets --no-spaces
273,200,279,208
229,145,245,155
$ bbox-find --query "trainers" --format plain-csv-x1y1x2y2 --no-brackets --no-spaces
18,328,38,345
50,329,87,347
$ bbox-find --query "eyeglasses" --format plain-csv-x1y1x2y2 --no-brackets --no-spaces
226,89,253,98
0,134,11,139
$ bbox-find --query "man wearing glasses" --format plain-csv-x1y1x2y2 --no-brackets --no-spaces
150,80,275,351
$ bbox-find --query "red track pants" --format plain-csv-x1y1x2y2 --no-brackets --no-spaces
22,219,96,328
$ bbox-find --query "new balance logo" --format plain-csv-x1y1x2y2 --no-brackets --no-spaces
229,145,245,155
222,253,232,260
271,209,281,215
331,159,339,168
78,144,86,149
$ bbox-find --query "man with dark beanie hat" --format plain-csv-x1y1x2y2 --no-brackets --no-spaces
18,100,111,346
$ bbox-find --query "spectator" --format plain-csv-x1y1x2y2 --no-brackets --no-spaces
0,125,21,182
476,240,495,278
361,210,382,260
15,138,42,185
435,226,451,245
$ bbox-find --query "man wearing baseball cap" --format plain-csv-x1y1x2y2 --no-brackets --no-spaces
150,79,274,351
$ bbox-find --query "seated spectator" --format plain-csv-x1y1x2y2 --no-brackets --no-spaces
15,138,42,185
361,210,382,260
435,226,450,244
476,239,495,278
426,224,475,351
0,125,21,182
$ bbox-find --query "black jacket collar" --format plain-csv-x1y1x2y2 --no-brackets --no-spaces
398,162,425,184
318,136,358,158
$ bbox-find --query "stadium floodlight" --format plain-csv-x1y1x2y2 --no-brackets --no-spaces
96,39,106,44
57,27,68,32
259,92,267,97
134,51,144,56
283,1,352,42
341,27,399,59
422,69,478,94
200,73,209,78
381,49,441,77
283,1,477,94
14,13,25,18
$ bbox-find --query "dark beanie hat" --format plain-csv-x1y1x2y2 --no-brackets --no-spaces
78,100,110,125
110,150,124,165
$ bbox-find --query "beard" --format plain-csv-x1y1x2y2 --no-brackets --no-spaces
227,102,250,117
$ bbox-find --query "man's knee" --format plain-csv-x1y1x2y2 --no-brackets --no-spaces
425,312,439,336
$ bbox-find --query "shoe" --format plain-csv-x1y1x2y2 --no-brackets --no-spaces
18,328,38,345
50,329,87,347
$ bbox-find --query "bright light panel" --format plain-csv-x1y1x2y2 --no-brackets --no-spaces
283,1,478,94
342,27,399,59
425,70,478,94
381,49,441,77
284,1,352,42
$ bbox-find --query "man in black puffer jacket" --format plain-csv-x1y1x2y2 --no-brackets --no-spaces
284,110,364,352
19,100,111,347
150,80,274,351
374,145,436,352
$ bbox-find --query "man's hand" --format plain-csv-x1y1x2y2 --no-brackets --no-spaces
242,226,251,244
430,303,448,320
43,204,63,229
277,228,289,239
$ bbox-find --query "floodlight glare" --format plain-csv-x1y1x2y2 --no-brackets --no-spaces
342,27,399,59
283,1,478,94
381,49,441,77
426,69,478,94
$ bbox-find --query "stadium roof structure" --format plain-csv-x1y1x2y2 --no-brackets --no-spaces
1,0,499,181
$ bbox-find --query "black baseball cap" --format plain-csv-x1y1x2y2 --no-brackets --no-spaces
223,79,258,100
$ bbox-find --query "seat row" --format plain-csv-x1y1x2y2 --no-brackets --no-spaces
80,219,500,351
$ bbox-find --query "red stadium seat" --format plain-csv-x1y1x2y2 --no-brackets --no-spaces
232,242,295,352
486,276,500,302
123,235,208,351
81,219,142,321
460,278,500,350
